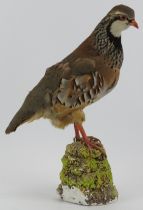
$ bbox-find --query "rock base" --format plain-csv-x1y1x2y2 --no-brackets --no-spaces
57,137,118,206
57,185,118,206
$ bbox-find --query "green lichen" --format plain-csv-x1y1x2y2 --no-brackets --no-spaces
58,137,118,205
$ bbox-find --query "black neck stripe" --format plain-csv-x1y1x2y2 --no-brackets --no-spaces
106,18,122,50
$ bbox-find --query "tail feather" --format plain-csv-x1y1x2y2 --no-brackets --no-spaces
5,108,34,134
5,77,47,134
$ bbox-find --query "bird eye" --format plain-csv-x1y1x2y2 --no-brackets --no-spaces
120,15,127,21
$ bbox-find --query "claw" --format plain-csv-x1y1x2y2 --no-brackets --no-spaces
74,123,106,155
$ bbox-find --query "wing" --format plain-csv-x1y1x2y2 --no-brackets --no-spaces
51,58,104,110
5,57,104,134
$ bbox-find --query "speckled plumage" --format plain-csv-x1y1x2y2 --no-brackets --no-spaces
5,5,138,139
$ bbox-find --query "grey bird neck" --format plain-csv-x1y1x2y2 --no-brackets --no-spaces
92,16,124,69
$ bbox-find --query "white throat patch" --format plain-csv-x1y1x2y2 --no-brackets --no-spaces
110,20,129,37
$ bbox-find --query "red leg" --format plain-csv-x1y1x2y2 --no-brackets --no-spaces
75,123,105,153
74,123,80,140
75,123,94,149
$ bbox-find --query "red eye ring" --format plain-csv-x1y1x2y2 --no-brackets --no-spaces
120,15,127,21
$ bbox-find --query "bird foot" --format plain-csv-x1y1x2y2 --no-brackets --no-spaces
84,136,106,155
74,136,106,156
73,123,106,155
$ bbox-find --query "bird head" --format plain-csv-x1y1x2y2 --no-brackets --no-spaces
107,4,139,37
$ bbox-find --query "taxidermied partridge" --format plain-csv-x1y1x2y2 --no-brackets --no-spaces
5,5,138,149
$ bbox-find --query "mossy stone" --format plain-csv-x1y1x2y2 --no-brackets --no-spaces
57,137,118,205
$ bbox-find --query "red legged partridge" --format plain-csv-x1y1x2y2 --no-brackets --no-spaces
5,5,138,150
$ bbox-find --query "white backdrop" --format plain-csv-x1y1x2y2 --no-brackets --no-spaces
0,0,143,210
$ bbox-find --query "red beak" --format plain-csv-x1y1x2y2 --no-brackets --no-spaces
130,19,139,29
